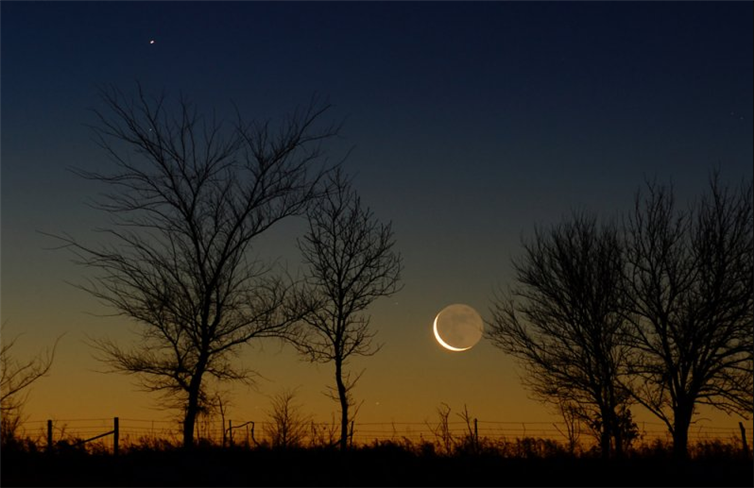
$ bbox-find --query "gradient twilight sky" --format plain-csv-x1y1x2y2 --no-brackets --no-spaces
2,1,752,435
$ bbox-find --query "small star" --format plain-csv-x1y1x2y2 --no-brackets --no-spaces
149,40,155,45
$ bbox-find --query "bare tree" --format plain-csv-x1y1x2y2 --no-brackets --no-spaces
291,169,402,451
554,398,582,455
52,85,338,448
487,212,633,458
623,174,753,459
0,324,59,445
263,388,311,448
427,402,455,455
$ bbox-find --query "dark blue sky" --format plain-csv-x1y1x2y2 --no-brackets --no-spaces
2,1,752,424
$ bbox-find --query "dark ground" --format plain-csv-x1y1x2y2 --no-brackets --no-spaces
2,444,752,487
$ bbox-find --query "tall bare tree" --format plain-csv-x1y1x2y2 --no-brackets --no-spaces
487,213,633,458
53,85,338,448
292,169,402,451
0,324,59,445
623,174,753,459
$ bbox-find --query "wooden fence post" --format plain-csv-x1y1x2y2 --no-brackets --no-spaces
113,417,119,456
474,418,479,449
47,420,53,453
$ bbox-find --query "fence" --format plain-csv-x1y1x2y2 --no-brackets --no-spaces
15,416,752,453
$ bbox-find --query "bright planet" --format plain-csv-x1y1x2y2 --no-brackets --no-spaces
432,304,484,352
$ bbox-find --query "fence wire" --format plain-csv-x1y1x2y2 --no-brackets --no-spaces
16,417,752,451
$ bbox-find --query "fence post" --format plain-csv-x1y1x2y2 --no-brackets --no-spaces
739,422,749,457
113,417,119,456
474,418,479,449
229,420,233,447
47,420,53,453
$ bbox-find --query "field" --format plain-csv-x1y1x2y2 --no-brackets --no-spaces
2,435,751,487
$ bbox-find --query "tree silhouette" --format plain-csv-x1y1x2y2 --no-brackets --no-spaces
487,212,633,458
54,85,338,448
0,324,59,445
291,169,402,451
623,174,753,459
263,388,311,448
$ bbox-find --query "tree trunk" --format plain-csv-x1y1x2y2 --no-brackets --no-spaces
611,411,624,459
335,358,349,451
600,428,611,459
183,364,206,449
183,395,198,448
610,407,626,459
599,405,612,459
672,403,693,460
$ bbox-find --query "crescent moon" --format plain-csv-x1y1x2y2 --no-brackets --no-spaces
433,314,473,352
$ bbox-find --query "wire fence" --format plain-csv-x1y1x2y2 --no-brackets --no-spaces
15,416,752,451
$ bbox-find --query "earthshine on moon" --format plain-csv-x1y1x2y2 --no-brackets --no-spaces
433,304,484,352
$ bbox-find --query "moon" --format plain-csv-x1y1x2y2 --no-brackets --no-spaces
432,304,484,352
